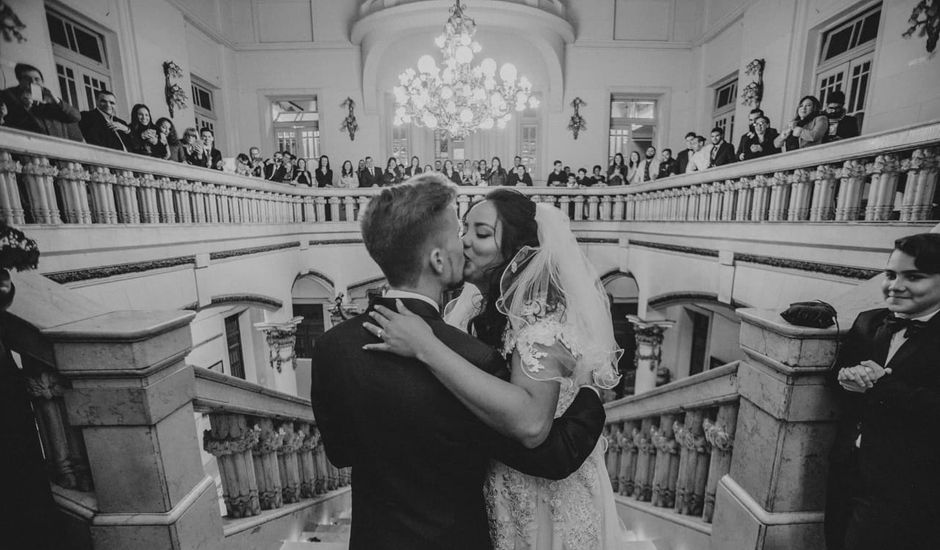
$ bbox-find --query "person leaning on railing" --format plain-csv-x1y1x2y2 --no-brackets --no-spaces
128,104,159,157
338,160,359,188
153,117,185,162
775,95,828,152
1,63,82,142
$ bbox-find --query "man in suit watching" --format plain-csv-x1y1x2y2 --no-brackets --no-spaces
79,90,132,151
707,127,736,168
358,156,383,188
675,131,697,174
310,174,604,550
825,232,940,550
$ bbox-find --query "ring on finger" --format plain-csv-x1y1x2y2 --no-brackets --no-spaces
376,328,385,339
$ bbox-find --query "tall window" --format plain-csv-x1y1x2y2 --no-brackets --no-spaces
815,5,880,131
272,98,319,162
293,304,326,360
46,10,112,111
517,97,540,177
391,126,410,165
191,78,217,135
224,313,245,379
712,78,737,136
609,97,658,163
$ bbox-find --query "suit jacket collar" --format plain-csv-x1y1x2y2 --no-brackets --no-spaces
370,296,441,322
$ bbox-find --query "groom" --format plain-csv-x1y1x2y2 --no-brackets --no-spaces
310,174,605,550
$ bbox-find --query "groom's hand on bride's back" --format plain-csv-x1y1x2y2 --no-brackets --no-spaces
493,386,605,481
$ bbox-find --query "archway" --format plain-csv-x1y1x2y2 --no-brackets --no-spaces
602,271,640,398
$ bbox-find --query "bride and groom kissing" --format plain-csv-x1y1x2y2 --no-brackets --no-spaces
310,173,626,549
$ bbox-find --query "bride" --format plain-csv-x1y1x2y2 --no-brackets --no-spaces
363,189,628,549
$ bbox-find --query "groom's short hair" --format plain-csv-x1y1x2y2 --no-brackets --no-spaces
361,173,457,286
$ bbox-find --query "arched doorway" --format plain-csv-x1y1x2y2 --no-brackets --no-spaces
603,271,640,398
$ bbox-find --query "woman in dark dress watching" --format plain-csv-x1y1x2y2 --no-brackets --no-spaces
295,158,314,187
405,156,422,178
153,117,185,162
314,155,332,187
382,157,401,186
128,104,157,156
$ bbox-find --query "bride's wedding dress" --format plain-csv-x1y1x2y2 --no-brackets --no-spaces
445,289,628,549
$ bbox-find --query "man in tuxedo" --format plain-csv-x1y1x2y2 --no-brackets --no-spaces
707,127,736,168
199,128,223,170
546,160,566,187
1,63,82,141
263,151,284,180
310,175,604,550
824,233,940,550
637,146,660,183
675,132,696,174
657,148,679,179
359,156,383,188
79,90,132,151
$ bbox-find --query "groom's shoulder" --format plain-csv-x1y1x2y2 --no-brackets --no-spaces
316,312,373,348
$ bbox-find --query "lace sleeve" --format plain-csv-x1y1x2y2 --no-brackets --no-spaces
505,312,578,387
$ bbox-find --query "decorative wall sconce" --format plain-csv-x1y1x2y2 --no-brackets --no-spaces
340,97,358,141
162,61,188,118
567,97,586,140
740,58,765,108
903,1,939,53
255,317,303,373
328,292,360,325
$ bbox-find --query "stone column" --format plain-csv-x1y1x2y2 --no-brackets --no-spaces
710,308,840,550
203,413,261,518
628,315,675,394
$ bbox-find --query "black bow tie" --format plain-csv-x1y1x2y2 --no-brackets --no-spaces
882,315,929,338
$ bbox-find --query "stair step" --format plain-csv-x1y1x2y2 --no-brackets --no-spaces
281,542,347,550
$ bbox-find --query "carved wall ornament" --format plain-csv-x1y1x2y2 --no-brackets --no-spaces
740,58,765,108
340,97,358,141
255,317,303,372
203,425,261,457
162,61,188,118
903,1,939,53
567,97,586,139
703,418,733,452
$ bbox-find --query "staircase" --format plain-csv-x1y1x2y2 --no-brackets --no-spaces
280,516,664,549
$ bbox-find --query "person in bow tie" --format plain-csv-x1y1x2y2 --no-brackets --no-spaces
824,232,940,550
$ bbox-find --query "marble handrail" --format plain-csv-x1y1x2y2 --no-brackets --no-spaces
193,367,347,519
603,363,740,524
1,120,938,228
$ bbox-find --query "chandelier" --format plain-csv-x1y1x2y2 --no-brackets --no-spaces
393,0,539,138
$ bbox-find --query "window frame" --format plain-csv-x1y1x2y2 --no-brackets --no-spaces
711,76,738,138
608,95,659,163
270,96,320,161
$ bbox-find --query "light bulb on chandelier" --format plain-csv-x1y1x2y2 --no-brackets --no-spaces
393,0,538,139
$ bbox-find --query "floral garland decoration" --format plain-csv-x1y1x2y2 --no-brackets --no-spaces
163,61,188,118
740,58,765,108
0,1,26,43
340,97,358,141
568,97,586,140
0,221,40,271
903,0,939,53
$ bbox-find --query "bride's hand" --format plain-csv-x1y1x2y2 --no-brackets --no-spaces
362,300,436,359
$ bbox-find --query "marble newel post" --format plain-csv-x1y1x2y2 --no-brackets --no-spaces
628,315,675,395
47,309,224,550
710,308,841,550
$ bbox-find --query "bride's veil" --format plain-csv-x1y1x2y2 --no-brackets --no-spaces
496,203,622,389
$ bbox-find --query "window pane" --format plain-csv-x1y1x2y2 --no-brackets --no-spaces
824,26,853,60
47,14,69,48
74,28,103,62
859,11,880,45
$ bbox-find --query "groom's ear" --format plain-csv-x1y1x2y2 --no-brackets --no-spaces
428,246,445,276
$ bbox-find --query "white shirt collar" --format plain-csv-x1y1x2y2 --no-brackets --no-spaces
383,289,440,312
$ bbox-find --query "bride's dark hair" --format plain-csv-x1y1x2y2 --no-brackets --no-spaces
468,189,539,347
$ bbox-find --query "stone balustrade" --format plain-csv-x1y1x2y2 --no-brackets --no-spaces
194,366,350,520
1,122,937,230
603,363,740,524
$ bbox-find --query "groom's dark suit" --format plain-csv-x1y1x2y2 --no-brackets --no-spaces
310,297,605,550
825,308,940,550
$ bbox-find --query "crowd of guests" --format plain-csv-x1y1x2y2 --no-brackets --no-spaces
599,92,860,186
1,61,862,189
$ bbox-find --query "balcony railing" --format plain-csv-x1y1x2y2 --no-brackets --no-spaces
1,121,937,230
195,366,349,521
603,362,740,525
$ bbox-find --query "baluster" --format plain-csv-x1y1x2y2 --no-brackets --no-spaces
834,160,865,221
698,186,711,220
192,182,208,223
155,177,173,223
749,175,769,221
675,189,688,220
787,169,812,221
809,165,837,221
22,157,61,224
138,173,158,223
55,162,91,224
632,418,655,501
611,195,624,220
177,181,194,223
900,148,939,221
203,184,218,223
865,154,900,221
691,418,712,518
586,195,599,221
651,413,679,508
328,196,341,222
356,196,371,222
734,178,751,221
558,195,571,220
703,402,739,522
252,418,284,510
343,195,356,222
720,180,736,220
618,420,638,496
598,195,611,220
314,196,327,223
114,170,141,223
709,183,724,221
0,152,25,224
88,166,118,224
314,434,330,493
203,414,261,518
604,424,622,491
674,410,707,515
767,172,790,221
298,425,318,498
276,422,303,504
